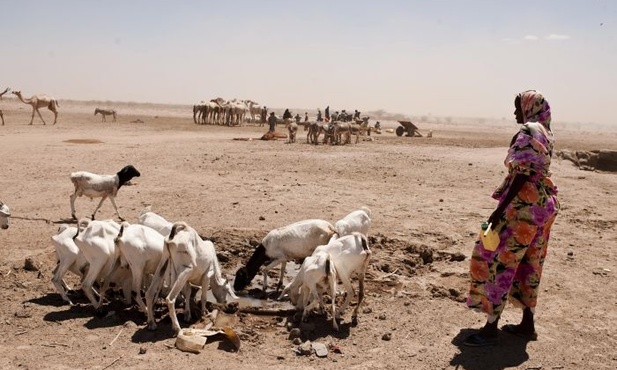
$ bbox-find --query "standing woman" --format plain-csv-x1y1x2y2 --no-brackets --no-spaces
465,90,559,346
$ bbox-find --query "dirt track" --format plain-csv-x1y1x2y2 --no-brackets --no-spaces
0,98,616,370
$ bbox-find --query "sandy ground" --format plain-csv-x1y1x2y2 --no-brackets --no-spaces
0,98,616,370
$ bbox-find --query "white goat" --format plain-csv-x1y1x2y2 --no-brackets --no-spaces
314,232,372,327
146,221,238,334
233,219,337,293
51,225,89,305
114,222,165,315
72,218,131,309
279,249,338,328
69,165,141,221
334,206,372,238
0,201,10,229
137,207,173,236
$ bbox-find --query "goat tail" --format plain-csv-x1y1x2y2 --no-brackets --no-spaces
362,234,370,251
168,221,188,242
114,222,129,244
73,218,90,240
360,206,372,219
325,256,332,278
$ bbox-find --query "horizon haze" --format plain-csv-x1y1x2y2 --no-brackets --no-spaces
1,1,615,127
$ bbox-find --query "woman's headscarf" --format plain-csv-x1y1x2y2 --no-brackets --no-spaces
518,90,551,129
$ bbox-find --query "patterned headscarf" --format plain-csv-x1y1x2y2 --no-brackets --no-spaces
518,90,551,129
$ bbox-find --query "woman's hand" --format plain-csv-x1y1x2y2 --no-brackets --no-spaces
487,207,504,229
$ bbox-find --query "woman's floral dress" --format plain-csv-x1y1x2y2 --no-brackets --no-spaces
467,121,559,319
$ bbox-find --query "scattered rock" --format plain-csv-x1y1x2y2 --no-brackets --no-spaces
382,333,392,341
288,328,301,340
312,342,328,357
362,307,373,314
296,340,312,356
292,338,302,345
378,314,387,320
259,216,265,221
139,347,147,354
123,321,138,329
329,344,342,354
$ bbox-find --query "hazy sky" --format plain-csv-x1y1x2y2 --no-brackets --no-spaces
2,1,615,125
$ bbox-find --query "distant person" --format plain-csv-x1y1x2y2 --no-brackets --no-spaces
317,109,323,122
332,111,339,122
353,110,361,119
464,90,559,347
283,109,292,120
268,112,277,132
325,106,330,121
304,112,309,122
261,106,268,124
295,113,301,123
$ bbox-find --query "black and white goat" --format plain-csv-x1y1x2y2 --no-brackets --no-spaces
233,219,337,293
69,165,140,221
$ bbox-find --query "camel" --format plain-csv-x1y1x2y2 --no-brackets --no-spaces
94,108,117,122
0,87,9,125
12,90,59,125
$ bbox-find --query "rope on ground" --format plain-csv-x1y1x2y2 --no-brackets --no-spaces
10,215,53,224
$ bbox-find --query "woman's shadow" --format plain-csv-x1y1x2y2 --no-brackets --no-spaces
449,328,531,370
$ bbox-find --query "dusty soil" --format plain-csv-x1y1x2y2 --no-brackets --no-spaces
0,98,616,370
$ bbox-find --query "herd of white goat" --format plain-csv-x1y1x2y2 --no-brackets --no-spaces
2,166,373,336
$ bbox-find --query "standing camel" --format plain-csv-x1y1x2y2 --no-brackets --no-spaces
12,90,59,125
0,87,9,125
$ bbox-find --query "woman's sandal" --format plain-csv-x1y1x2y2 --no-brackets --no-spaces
501,324,538,341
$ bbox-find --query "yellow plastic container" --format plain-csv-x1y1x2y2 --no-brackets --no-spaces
480,222,500,251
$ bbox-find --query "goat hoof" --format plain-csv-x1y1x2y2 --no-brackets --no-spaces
146,322,158,331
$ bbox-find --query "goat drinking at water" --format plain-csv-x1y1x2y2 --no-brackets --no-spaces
233,219,336,294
